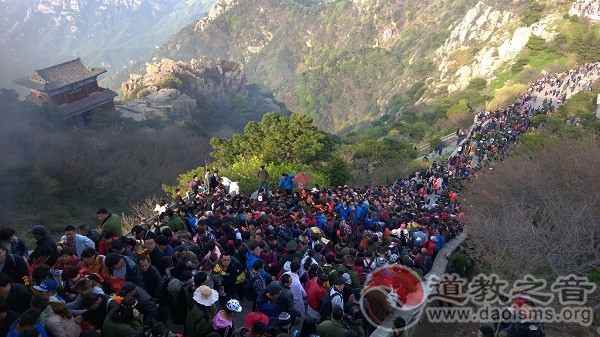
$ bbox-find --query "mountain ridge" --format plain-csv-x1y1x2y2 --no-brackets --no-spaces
0,0,216,90
152,0,579,133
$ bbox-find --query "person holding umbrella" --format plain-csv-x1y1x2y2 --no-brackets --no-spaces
292,172,313,190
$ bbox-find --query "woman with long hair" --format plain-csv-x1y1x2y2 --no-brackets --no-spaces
31,295,82,337
44,301,82,337
102,296,143,337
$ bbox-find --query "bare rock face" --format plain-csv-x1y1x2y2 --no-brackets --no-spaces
433,1,559,93
120,57,248,120
119,57,279,126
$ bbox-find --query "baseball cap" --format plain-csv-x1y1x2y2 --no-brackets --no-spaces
33,279,57,292
28,225,46,236
245,312,269,328
118,282,136,296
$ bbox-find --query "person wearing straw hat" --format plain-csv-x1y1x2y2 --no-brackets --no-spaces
186,285,218,337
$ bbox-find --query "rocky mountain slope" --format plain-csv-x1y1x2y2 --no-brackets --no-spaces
152,0,577,133
119,57,287,136
0,0,216,89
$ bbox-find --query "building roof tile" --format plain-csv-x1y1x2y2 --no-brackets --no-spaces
58,89,118,119
14,58,107,92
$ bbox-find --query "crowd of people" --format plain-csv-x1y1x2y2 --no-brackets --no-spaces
528,62,600,108
2,60,595,337
571,1,600,19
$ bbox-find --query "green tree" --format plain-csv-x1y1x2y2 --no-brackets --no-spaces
446,99,470,118
0,88,19,108
350,135,416,163
521,1,544,26
525,35,547,52
511,57,529,74
321,156,351,186
156,73,182,89
210,112,331,165
467,78,487,92
429,137,445,150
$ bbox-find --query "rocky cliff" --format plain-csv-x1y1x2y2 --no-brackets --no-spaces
149,0,586,133
119,58,285,135
433,1,560,94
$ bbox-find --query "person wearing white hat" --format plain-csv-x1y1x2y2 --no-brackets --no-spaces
212,299,242,337
186,285,218,337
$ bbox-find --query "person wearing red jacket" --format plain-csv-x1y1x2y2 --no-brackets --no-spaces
305,274,328,320
422,237,436,256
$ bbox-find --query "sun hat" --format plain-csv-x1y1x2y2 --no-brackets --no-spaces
193,285,219,306
226,299,242,313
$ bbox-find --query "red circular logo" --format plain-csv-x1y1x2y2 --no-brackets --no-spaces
360,264,426,331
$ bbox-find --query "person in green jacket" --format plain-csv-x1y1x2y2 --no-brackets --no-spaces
276,240,307,271
274,275,303,322
186,285,219,337
344,303,365,337
446,248,472,278
342,256,360,289
97,208,123,237
317,307,350,337
166,209,186,233
102,296,144,337
322,253,340,286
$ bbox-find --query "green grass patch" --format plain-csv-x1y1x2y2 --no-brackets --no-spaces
528,51,564,70
489,71,516,95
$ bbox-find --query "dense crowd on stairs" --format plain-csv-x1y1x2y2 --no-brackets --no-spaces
2,61,597,337
571,1,600,19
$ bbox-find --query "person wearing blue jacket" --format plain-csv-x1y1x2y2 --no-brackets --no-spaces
246,243,273,282
7,308,49,337
433,231,446,261
316,212,328,231
364,213,379,230
334,202,351,220
60,226,95,257
279,173,295,196
353,202,367,225
256,284,282,319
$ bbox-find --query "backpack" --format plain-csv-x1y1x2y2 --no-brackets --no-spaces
375,257,388,268
243,271,262,301
363,258,376,278
319,288,342,321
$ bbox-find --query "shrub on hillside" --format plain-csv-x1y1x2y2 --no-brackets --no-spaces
487,83,528,111
156,73,182,90
464,136,600,281
520,1,544,26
